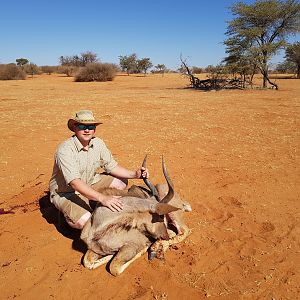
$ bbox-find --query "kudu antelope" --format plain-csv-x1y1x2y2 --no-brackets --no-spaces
80,156,191,276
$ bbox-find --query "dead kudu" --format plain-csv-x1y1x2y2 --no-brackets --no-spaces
80,156,192,276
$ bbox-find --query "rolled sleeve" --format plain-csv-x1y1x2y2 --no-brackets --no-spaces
97,139,118,173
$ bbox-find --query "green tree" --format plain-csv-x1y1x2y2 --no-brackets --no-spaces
16,58,29,67
275,60,296,73
137,58,153,75
119,54,137,75
155,64,166,76
223,36,258,86
225,0,300,89
285,41,300,77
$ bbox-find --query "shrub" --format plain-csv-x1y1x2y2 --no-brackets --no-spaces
57,65,79,77
0,64,26,80
192,66,203,74
75,63,117,82
23,63,41,76
40,65,56,75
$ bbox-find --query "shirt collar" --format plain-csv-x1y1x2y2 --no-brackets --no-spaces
72,135,95,152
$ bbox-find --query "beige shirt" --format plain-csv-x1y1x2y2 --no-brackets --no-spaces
49,136,117,194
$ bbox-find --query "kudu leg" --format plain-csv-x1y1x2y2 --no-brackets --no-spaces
109,242,149,276
83,249,113,270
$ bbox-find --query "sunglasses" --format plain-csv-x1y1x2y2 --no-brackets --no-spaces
76,124,96,130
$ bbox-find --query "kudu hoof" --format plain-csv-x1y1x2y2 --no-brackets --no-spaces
149,244,165,260
83,250,113,270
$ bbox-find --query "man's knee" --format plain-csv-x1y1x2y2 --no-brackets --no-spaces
66,212,91,230
109,178,128,190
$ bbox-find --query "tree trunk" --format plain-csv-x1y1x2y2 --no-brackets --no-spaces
297,65,300,79
265,75,278,90
262,52,268,88
259,68,278,90
263,74,267,88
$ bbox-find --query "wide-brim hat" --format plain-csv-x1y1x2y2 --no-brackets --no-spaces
67,110,102,132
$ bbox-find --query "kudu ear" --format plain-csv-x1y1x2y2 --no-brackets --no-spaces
155,203,180,215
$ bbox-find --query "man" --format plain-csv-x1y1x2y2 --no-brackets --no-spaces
49,110,148,229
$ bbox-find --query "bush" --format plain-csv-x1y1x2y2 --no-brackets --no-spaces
0,64,26,80
40,65,56,75
23,63,41,76
74,63,117,82
192,66,203,74
57,65,78,77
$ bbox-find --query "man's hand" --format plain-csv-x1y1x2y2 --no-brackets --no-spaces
99,195,123,212
136,167,149,179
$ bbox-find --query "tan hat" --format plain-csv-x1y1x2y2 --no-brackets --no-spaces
67,110,102,132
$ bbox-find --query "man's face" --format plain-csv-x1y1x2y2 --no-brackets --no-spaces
73,123,96,145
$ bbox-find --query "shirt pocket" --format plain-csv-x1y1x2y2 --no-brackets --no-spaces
93,160,101,174
78,158,86,174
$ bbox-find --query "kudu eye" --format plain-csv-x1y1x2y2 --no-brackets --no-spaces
151,214,165,223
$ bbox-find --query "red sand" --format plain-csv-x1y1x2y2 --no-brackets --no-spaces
0,74,299,299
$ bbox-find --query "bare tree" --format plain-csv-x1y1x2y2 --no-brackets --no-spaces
59,51,98,67
80,51,98,66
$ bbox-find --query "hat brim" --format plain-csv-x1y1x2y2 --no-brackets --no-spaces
68,119,102,132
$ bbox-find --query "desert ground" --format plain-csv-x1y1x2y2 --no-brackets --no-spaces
0,73,299,299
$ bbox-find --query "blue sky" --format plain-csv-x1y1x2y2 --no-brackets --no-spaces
1,0,299,70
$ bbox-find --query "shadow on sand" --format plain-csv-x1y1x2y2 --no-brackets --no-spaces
38,192,87,254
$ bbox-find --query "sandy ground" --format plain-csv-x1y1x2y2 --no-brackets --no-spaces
0,73,299,299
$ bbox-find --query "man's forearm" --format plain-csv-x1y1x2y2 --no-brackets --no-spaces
110,165,137,179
